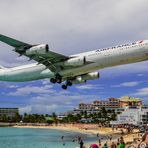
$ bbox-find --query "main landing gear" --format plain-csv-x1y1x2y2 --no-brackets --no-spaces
50,74,62,84
50,74,72,89
61,81,72,90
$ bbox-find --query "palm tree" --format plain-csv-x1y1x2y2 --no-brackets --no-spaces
11,112,22,122
52,112,58,124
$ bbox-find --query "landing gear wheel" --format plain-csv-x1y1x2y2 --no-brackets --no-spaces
50,78,57,84
67,81,72,86
62,85,67,90
57,79,62,84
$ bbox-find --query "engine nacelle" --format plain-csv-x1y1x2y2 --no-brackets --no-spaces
81,72,100,80
72,76,86,84
64,56,86,66
26,44,49,55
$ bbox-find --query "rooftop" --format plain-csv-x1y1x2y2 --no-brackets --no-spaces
119,96,141,102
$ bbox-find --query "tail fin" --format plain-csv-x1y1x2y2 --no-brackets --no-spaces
0,34,31,48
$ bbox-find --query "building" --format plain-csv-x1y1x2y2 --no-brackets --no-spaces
0,108,19,119
93,98,120,109
57,114,67,120
119,96,142,108
73,97,123,115
110,106,148,126
72,96,143,115
140,106,148,125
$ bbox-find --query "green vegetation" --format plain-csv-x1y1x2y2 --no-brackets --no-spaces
23,113,46,123
60,107,117,124
0,113,46,123
0,112,22,122
0,108,117,124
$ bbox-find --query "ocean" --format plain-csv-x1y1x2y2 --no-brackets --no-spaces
0,127,98,148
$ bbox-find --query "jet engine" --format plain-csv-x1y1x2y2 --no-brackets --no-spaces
72,76,86,84
71,72,99,84
81,72,100,80
26,44,49,55
64,56,86,66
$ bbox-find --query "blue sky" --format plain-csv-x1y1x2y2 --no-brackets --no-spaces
0,0,147,114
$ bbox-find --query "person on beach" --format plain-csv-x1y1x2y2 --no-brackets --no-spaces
117,138,120,147
121,129,124,136
111,141,116,148
78,136,81,143
119,136,125,148
79,139,85,148
61,135,66,146
97,133,99,137
98,139,102,147
89,144,99,148
102,143,108,148
137,132,148,148
109,135,112,141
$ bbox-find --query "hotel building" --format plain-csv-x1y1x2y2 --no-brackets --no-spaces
72,96,142,115
119,96,142,108
0,108,19,119
110,106,148,126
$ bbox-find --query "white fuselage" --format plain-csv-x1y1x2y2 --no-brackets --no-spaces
0,40,148,82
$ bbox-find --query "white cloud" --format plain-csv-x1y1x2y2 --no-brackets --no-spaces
7,85,54,96
121,82,140,87
31,104,59,114
0,83,19,89
132,87,148,96
42,79,51,85
7,85,19,88
76,84,103,90
101,61,148,78
112,81,140,88
19,105,32,114
27,92,99,113
137,74,144,77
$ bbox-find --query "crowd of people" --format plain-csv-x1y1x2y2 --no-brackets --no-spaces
78,132,148,148
60,126,148,148
79,135,125,148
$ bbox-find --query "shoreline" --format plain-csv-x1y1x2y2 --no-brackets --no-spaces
12,123,139,145
13,123,122,135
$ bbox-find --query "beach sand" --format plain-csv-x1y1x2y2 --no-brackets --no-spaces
13,123,140,147
13,123,122,135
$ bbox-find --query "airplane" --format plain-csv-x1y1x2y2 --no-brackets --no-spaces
0,34,147,89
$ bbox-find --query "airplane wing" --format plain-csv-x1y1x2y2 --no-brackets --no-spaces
0,34,69,72
0,34,31,48
28,49,69,72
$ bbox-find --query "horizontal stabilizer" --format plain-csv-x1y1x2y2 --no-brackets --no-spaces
0,34,31,48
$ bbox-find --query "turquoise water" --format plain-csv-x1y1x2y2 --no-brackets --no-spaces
0,127,97,148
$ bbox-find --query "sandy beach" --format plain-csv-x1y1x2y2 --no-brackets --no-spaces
13,123,121,135
13,123,140,147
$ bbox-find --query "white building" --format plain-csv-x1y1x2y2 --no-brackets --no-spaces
110,106,148,126
0,108,19,119
57,114,67,120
